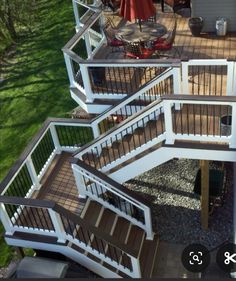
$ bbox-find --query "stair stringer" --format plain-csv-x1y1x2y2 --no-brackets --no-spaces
108,146,173,183
108,144,236,183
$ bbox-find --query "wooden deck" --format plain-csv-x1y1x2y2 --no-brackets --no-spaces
36,152,84,216
96,3,236,60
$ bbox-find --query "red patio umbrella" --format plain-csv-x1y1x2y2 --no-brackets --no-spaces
120,0,156,31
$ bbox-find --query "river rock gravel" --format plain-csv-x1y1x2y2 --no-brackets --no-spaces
124,159,233,249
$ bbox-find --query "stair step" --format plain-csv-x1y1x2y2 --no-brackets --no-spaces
87,252,101,263
111,141,121,149
70,243,85,254
83,200,103,226
112,217,130,244
140,234,159,278
98,208,117,234
127,225,145,255
105,245,131,269
120,253,132,269
134,127,145,135
117,270,130,278
122,133,133,142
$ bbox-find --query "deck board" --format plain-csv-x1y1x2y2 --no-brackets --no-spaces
92,4,235,97
97,4,236,60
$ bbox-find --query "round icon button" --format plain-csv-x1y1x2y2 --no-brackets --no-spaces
216,243,236,273
181,243,210,273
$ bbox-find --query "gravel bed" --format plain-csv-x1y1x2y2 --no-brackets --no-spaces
124,159,233,249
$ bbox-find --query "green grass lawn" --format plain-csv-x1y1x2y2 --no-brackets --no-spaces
0,0,84,267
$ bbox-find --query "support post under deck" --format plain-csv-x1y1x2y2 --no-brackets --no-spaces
200,160,209,230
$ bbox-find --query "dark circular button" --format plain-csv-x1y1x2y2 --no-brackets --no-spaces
181,243,210,273
216,243,236,273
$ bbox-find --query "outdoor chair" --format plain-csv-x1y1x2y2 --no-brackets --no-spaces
123,40,155,59
103,27,124,52
153,19,181,58
161,0,191,13
101,0,120,13
139,14,157,24
104,17,117,29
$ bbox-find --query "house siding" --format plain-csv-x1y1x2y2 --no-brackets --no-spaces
191,0,236,32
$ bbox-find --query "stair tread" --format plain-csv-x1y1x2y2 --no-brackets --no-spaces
98,208,117,234
127,225,145,254
70,243,85,254
93,116,165,169
112,217,130,243
140,234,159,278
83,200,103,225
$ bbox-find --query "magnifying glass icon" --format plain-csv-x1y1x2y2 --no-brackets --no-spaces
193,255,200,263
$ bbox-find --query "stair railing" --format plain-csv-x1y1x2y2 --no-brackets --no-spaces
0,118,97,199
71,158,153,239
75,95,236,173
74,98,166,172
90,66,177,135
0,195,141,277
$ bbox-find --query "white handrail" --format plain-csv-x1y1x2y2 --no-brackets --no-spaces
73,163,153,239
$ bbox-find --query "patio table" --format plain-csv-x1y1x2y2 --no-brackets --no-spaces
116,22,167,42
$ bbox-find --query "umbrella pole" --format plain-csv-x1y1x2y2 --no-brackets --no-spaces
138,19,142,32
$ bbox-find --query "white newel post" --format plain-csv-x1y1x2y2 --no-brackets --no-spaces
0,203,13,235
233,62,236,96
226,61,234,96
80,64,94,103
49,125,61,153
144,207,154,240
130,256,141,278
229,103,236,148
173,67,181,95
84,31,92,58
181,61,189,95
173,67,182,110
91,122,100,138
64,52,76,87
26,157,41,190
48,209,66,243
72,164,87,198
163,101,175,145
72,0,80,31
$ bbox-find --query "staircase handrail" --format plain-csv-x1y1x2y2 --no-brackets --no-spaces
74,94,236,158
0,195,139,258
0,118,94,195
74,98,163,158
71,158,150,206
90,66,175,126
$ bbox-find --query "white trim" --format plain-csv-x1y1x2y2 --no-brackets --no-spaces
48,209,66,243
4,238,121,278
26,157,41,190
80,64,94,102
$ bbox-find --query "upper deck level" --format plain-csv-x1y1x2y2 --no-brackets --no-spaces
62,1,236,114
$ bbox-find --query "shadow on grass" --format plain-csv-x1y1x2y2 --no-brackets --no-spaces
0,0,79,180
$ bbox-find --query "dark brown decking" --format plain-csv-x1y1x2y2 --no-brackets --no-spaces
36,152,84,216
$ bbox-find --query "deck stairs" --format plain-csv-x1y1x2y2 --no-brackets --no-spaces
70,199,159,278
3,65,236,278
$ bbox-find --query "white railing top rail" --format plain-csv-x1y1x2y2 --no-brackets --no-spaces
91,67,174,125
0,118,94,196
62,10,102,53
74,94,236,158
74,98,164,158
182,58,231,65
0,195,139,259
73,158,150,209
